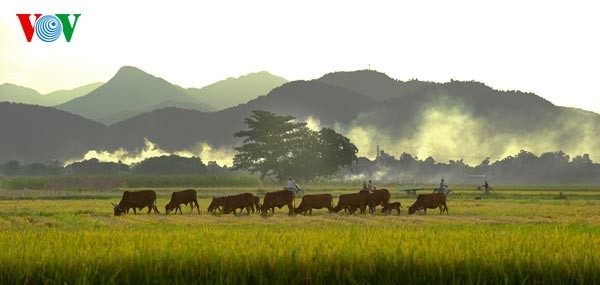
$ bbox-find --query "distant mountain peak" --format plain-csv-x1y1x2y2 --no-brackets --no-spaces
0,82,41,94
186,71,288,111
56,66,212,124
110,66,160,82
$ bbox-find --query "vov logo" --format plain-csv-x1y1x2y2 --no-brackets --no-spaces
16,14,81,42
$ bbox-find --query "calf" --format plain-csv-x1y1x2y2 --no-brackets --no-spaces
113,190,160,216
294,194,333,215
223,193,255,214
165,189,200,214
359,189,390,213
207,196,227,213
408,193,448,215
381,202,401,215
333,192,366,214
260,190,294,215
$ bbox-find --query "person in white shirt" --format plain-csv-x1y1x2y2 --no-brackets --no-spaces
286,177,295,191
367,180,375,191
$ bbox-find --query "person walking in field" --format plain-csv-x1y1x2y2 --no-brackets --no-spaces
484,180,490,196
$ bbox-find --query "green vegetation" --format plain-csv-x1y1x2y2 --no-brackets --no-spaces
0,174,260,190
233,110,358,180
124,174,261,188
0,186,599,284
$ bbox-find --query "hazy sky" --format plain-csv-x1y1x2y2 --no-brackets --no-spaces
1,1,599,112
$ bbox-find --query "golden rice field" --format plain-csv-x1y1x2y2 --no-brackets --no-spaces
0,186,599,284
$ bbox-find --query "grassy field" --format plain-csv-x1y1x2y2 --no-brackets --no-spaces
0,186,599,284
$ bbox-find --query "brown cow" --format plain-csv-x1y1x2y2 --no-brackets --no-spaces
113,190,160,216
207,196,227,213
381,202,401,215
260,190,294,215
333,192,366,214
408,193,448,215
294,194,333,215
223,193,255,214
359,189,390,213
165,189,200,214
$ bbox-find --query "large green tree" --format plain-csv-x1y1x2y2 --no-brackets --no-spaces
232,110,358,180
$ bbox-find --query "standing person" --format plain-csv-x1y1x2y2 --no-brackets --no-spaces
484,180,490,196
437,179,449,195
439,179,446,191
285,177,295,191
367,180,375,191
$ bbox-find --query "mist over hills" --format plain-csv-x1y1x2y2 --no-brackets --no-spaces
185,71,287,110
1,69,599,168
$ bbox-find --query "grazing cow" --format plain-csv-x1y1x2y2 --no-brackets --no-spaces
223,193,255,214
381,202,401,215
408,193,448,215
260,190,294,215
359,189,391,213
294,194,333,215
113,190,160,216
207,196,227,213
165,189,200,215
333,192,366,214
251,196,261,213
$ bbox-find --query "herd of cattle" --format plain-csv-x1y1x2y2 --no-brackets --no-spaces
112,188,449,216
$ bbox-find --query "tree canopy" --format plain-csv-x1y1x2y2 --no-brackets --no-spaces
232,110,358,180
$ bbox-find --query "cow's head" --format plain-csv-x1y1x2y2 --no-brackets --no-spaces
332,205,341,213
165,202,176,214
259,203,269,214
207,199,218,212
112,203,125,216
408,204,418,215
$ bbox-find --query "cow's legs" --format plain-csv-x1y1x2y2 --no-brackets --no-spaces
194,200,200,214
133,207,137,215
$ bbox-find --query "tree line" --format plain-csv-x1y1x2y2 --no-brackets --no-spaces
346,149,600,184
0,156,229,176
1,110,599,184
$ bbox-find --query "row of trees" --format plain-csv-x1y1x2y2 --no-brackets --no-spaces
348,149,600,184
0,156,229,176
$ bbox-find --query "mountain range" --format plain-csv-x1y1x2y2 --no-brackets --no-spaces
1,67,287,125
0,82,102,106
1,68,599,164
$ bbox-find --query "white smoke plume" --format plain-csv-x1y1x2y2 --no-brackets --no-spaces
64,138,235,167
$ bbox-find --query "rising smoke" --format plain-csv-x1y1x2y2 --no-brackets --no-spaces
340,96,600,165
64,138,236,167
